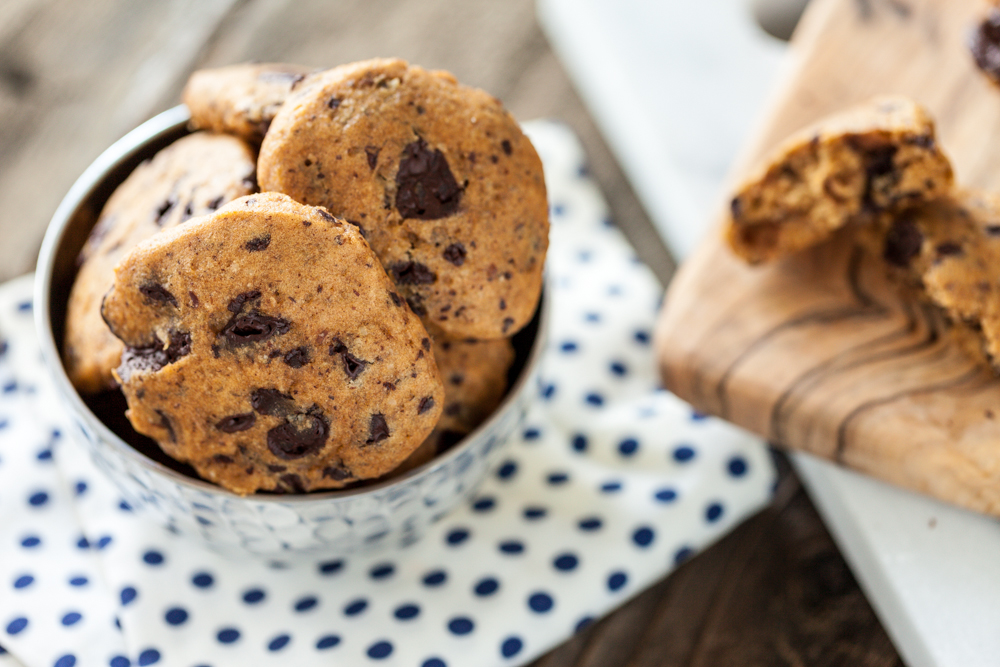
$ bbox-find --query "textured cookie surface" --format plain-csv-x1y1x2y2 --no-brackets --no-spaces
258,58,548,340
726,96,953,264
183,63,315,144
101,192,444,495
64,132,256,393
881,189,1000,369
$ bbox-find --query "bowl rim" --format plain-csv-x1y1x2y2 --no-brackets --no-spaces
33,104,549,504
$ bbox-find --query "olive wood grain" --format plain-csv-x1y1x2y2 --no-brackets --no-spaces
655,0,1000,516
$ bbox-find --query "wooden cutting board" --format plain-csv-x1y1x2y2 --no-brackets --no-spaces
654,0,1000,516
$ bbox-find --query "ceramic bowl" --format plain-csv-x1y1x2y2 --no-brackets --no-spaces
34,105,548,560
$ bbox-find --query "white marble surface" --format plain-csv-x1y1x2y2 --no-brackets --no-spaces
537,1,1000,665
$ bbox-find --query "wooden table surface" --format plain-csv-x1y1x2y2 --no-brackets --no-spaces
0,0,902,664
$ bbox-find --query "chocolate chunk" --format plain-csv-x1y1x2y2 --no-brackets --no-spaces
277,473,306,493
730,196,742,219
267,413,328,459
189,291,200,307
406,295,427,316
119,330,192,377
250,388,293,416
421,337,431,351
242,172,259,192
139,283,178,307
936,242,963,257
987,225,1000,236
365,413,390,444
221,310,291,346
865,145,897,179
884,216,923,267
267,464,286,472
227,290,261,313
245,234,271,252
971,8,1000,81
283,346,310,368
443,242,466,266
213,454,234,464
502,317,515,334
207,196,224,210
394,138,462,219
328,97,342,110
216,412,256,433
390,261,437,285
154,197,176,225
322,466,351,481
501,139,512,156
156,410,176,443
449,373,464,386
365,146,380,170
417,396,435,415
315,208,336,222
389,291,403,307
330,340,367,379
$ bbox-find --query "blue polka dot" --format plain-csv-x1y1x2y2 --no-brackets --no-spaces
423,570,447,587
607,571,628,591
191,572,213,588
316,634,341,649
501,636,523,658
164,608,188,625
318,559,344,575
446,528,470,545
28,490,49,506
137,649,160,666
394,603,420,620
95,535,112,550
672,445,696,462
120,586,138,605
499,540,524,554
109,656,130,667
474,577,499,596
61,612,82,626
540,383,556,399
73,480,86,494
367,641,393,659
54,655,76,667
422,659,447,667
20,535,40,548
268,634,291,651
294,596,318,612
496,460,518,479
217,628,240,643
369,563,395,579
674,546,695,565
76,536,89,549
584,392,604,407
2,381,16,394
13,574,33,589
560,341,578,353
142,550,164,565
634,330,651,345
69,576,88,587
523,427,541,440
547,472,569,485
571,434,587,452
575,616,594,633
690,410,708,421
577,250,592,262
6,617,28,634
36,449,53,461
600,481,621,493
618,438,638,456
706,503,724,522
242,588,265,604
523,506,547,520
118,500,133,512
528,592,554,613
728,456,748,477
609,361,628,376
633,526,655,547
472,497,495,512
16,300,31,313
578,517,602,531
584,312,601,323
344,598,368,616
553,553,579,571
552,204,565,216
448,617,474,635
607,284,623,296
654,488,678,503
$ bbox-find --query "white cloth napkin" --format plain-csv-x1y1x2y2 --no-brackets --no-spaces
0,121,775,667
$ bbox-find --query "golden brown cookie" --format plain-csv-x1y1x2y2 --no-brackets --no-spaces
257,58,548,340
100,192,444,495
726,96,953,264
64,132,257,394
881,189,1000,369
182,63,315,144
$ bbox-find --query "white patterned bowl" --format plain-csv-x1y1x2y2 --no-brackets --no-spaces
33,106,548,560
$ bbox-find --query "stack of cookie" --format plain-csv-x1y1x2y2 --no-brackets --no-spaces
723,95,1000,374
63,59,548,495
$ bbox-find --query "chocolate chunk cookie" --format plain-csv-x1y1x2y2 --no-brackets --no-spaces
970,4,1000,87
881,189,1000,370
389,336,514,477
64,132,257,393
257,58,548,340
726,96,953,264
182,63,315,144
100,192,444,495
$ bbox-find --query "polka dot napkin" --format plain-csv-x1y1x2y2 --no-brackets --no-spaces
0,121,774,667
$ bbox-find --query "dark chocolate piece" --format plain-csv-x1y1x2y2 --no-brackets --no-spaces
394,138,462,220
